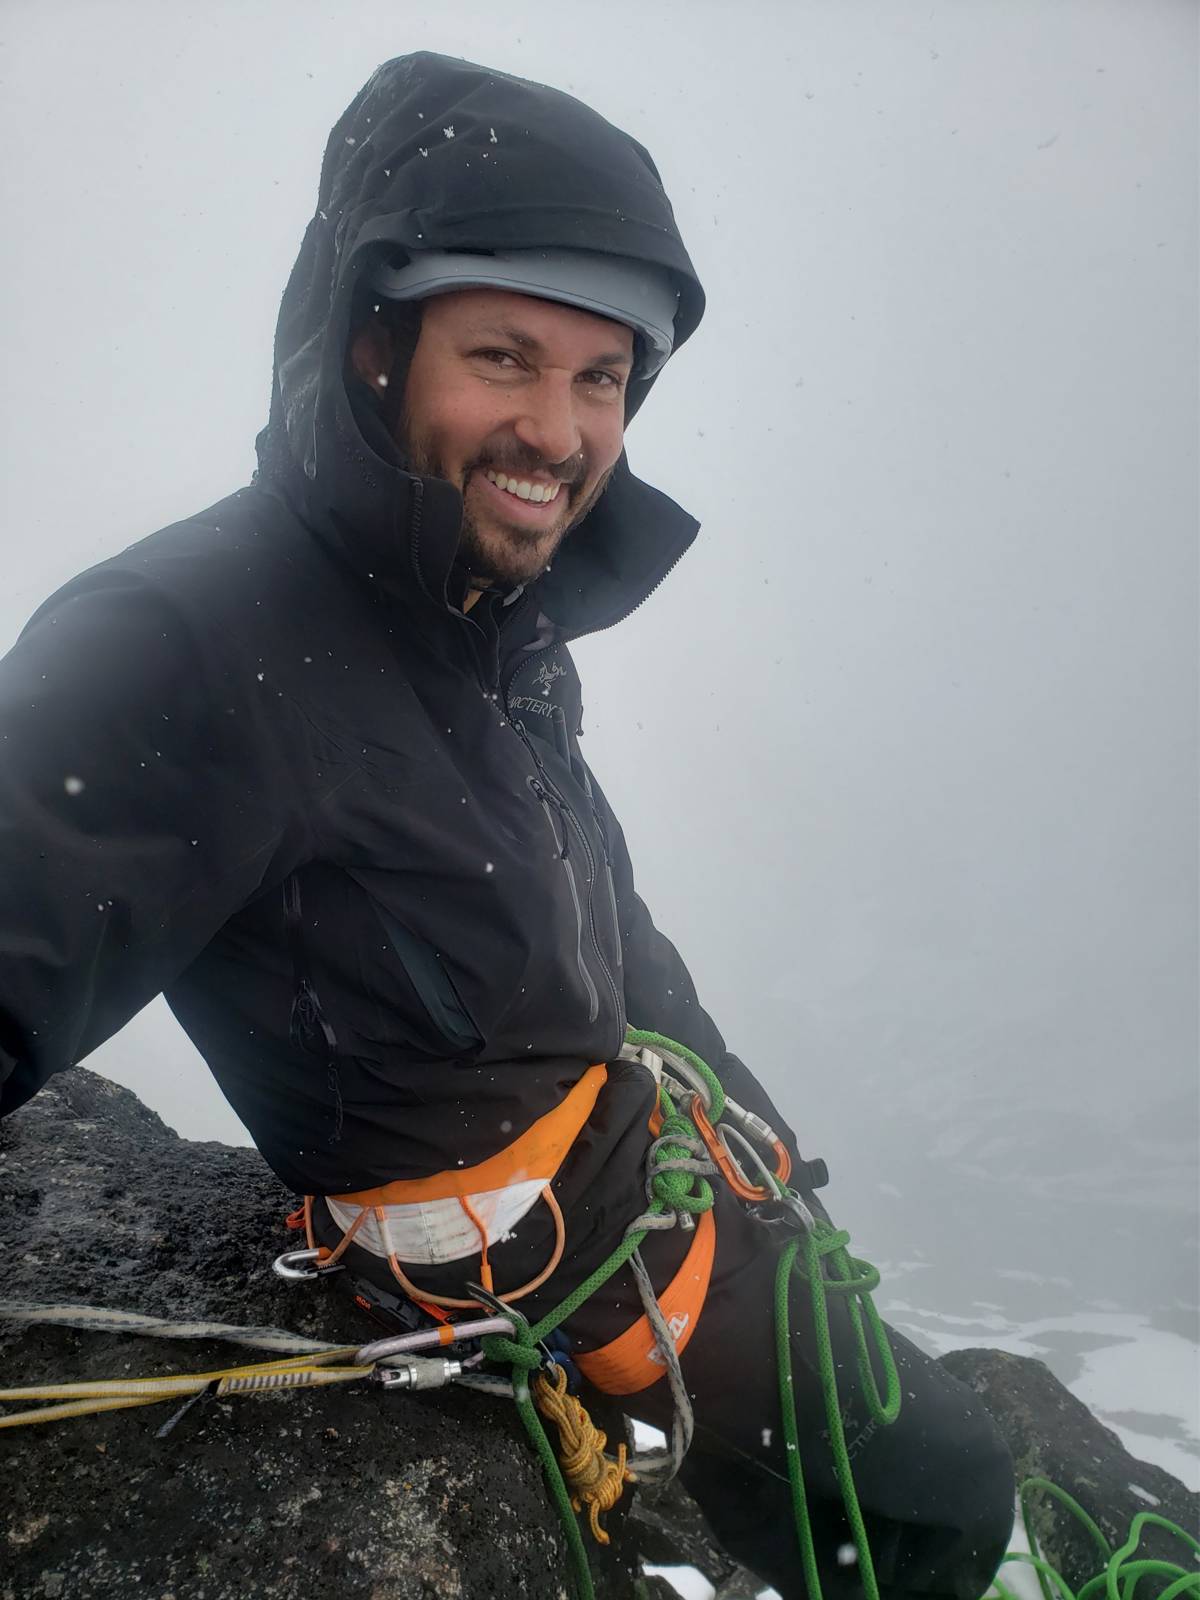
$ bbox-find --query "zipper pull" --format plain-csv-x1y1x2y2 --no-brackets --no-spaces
528,776,570,860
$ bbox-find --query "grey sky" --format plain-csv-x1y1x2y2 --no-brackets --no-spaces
2,0,1196,1429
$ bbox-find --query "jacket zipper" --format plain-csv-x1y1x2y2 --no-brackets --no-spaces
516,727,625,1038
442,593,620,1028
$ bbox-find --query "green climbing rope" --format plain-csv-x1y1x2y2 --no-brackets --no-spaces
482,1034,718,1599
987,1477,1200,1600
625,1028,728,1121
483,1024,903,1599
480,1030,1200,1600
774,1217,902,1600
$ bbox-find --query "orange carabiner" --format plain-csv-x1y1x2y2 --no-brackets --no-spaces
691,1094,771,1202
772,1138,793,1187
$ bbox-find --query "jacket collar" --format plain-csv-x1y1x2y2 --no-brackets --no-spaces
264,367,699,645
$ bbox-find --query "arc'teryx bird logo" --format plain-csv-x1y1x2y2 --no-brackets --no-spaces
535,660,566,697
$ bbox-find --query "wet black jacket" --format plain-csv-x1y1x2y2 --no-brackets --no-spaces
0,55,796,1250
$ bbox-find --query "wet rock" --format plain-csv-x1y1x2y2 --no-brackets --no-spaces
939,1347,1199,1596
0,1068,638,1599
629,1476,759,1596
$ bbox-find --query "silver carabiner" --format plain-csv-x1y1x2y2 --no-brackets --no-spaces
777,1187,817,1232
271,1246,343,1281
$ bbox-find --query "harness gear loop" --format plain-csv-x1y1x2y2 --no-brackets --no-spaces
380,1184,567,1310
532,1362,632,1545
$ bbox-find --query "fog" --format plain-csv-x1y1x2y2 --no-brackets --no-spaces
2,0,1196,1482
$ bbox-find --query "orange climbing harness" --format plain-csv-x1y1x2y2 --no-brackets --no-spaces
278,1042,798,1398
286,1064,607,1309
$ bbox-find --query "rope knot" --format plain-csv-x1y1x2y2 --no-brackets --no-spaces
645,1124,716,1218
532,1363,632,1544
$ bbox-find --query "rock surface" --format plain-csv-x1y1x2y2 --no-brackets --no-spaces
3,1068,1195,1599
941,1347,1199,1595
0,1068,640,1599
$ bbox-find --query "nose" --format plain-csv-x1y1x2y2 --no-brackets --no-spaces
511,372,582,468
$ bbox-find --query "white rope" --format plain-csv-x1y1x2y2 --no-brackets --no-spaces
0,1300,345,1357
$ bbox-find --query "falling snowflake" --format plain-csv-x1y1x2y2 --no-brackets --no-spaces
443,125,455,139
63,776,85,795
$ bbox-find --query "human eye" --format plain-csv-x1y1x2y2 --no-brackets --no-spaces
472,348,522,371
580,369,624,392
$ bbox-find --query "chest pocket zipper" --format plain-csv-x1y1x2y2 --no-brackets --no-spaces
371,903,483,1053
580,767,623,973
528,776,601,1024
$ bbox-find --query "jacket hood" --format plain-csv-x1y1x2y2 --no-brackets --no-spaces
254,52,706,636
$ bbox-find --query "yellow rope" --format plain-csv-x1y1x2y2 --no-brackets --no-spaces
0,1353,370,1429
531,1364,632,1545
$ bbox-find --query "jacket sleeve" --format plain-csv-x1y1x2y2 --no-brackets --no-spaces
0,564,309,1117
585,764,801,1161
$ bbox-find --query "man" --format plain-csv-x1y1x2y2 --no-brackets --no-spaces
0,53,1013,1596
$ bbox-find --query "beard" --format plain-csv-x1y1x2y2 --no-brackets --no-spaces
395,403,616,590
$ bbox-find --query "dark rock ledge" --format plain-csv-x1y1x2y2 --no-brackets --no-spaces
2,1070,1194,1598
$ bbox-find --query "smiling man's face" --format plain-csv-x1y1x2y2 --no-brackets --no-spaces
350,287,634,591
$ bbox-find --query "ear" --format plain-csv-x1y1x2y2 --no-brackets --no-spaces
348,320,396,392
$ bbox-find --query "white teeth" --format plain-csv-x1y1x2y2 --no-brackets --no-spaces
484,470,560,505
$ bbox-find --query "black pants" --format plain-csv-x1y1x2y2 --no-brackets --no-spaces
559,1186,1017,1600
317,1183,1015,1598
